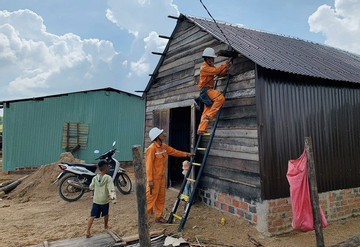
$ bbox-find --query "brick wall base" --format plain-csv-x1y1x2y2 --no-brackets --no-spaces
13,166,38,174
198,186,360,235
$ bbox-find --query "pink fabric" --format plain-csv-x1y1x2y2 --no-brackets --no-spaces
286,149,328,231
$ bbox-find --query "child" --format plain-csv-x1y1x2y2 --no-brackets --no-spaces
86,160,117,238
182,161,191,197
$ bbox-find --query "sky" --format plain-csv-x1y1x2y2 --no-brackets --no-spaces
0,0,360,116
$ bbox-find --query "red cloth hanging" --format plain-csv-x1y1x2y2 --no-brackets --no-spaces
286,149,328,231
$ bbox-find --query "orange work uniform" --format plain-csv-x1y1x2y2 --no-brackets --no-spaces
145,141,188,219
197,61,228,133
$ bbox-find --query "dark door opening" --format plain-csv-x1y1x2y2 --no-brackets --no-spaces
168,107,191,188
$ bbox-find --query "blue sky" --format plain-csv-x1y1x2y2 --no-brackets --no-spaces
0,0,359,116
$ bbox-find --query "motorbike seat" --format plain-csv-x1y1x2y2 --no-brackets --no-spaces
61,162,98,173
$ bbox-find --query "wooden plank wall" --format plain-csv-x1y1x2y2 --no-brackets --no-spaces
145,19,260,199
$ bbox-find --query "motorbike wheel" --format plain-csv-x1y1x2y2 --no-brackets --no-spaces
116,173,132,194
58,175,85,202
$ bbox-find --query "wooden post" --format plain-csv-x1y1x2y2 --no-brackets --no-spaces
305,137,325,247
132,145,151,246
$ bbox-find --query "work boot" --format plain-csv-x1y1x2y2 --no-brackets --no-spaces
155,217,167,223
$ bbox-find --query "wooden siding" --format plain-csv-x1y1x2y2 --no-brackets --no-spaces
145,19,260,199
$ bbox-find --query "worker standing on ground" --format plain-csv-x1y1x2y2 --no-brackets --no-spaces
197,47,232,135
145,127,194,223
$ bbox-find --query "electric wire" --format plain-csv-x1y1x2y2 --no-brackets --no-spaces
199,0,234,50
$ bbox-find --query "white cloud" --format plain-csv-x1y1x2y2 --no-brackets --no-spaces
130,56,150,76
0,1,181,106
105,0,179,81
0,9,118,101
309,0,360,54
144,31,168,51
106,0,179,39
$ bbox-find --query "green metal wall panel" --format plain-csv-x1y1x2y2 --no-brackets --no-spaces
2,89,144,171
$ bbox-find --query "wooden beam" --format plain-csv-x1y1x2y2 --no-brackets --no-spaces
132,145,151,247
152,52,164,56
305,137,325,247
158,35,171,40
168,15,179,20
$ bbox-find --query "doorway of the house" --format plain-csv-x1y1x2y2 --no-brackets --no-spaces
168,106,191,189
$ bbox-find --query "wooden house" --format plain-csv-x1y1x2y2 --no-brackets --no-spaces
144,14,360,234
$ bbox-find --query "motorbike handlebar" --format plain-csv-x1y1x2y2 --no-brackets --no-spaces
94,149,117,161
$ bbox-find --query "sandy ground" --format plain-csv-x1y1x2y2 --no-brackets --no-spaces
1,154,360,247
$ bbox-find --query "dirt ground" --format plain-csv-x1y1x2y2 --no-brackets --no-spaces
1,153,360,247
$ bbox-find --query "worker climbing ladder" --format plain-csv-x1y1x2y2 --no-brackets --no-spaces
167,72,232,231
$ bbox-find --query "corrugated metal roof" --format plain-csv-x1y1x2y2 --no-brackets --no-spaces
0,87,140,105
184,14,360,83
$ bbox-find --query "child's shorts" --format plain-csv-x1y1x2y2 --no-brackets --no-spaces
90,203,109,218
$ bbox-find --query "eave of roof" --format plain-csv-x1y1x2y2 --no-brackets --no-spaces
0,87,140,105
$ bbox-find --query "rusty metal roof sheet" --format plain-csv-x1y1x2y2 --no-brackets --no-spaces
184,14,360,83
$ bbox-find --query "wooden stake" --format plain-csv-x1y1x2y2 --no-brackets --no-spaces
305,137,325,247
132,145,151,247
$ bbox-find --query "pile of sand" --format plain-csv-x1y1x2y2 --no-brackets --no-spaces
8,152,85,202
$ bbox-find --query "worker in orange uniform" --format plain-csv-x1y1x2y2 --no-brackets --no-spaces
197,47,232,135
145,127,195,223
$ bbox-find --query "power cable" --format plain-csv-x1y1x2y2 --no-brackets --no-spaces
199,0,234,50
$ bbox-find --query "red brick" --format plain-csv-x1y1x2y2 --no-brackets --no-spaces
277,199,287,206
273,219,283,227
237,209,244,217
221,203,228,211
240,201,249,211
218,194,225,202
269,201,276,207
253,214,257,224
282,205,291,212
272,207,283,213
233,199,240,208
225,196,232,205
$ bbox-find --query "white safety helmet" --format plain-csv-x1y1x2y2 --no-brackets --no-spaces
149,127,164,142
202,47,217,58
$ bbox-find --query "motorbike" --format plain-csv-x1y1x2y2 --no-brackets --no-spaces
53,141,132,202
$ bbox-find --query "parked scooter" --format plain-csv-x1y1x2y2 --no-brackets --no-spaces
53,141,132,202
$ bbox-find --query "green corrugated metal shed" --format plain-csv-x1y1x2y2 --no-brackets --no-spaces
0,87,144,171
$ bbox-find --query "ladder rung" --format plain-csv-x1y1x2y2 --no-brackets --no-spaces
218,76,228,80
187,178,196,183
197,147,206,151
202,132,211,136
173,214,182,220
192,162,201,166
180,194,189,201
